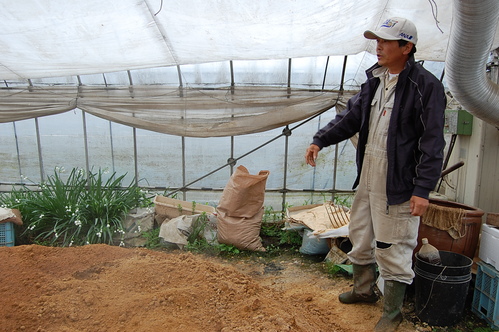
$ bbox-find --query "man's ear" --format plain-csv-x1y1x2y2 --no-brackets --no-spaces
403,42,414,55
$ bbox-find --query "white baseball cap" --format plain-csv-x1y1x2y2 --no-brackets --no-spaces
364,17,418,46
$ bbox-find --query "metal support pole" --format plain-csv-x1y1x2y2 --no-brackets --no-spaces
34,118,45,182
127,70,139,186
166,108,330,197
82,111,90,180
339,56,348,93
332,143,339,202
230,60,235,94
102,73,116,173
229,60,236,175
309,56,332,203
127,70,134,96
12,122,23,182
78,75,90,181
109,122,115,173
177,65,183,97
230,136,235,175
133,128,139,186
281,126,292,213
181,136,186,200
322,56,330,90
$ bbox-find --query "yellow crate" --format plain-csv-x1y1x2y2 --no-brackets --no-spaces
153,195,216,219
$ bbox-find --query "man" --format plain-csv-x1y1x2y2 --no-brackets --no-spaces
305,18,446,331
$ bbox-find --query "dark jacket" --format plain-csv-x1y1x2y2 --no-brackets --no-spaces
312,56,446,205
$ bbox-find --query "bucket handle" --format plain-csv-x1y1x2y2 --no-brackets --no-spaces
414,266,471,283
416,266,447,316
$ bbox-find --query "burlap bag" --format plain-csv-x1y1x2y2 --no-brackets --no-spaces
217,208,266,251
217,165,269,251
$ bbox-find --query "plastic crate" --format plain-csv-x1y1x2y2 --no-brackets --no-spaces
479,223,499,271
472,261,499,330
0,222,15,247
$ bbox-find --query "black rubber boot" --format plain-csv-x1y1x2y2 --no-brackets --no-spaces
338,264,379,304
374,280,406,332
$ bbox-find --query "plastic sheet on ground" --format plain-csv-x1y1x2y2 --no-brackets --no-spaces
310,224,349,239
0,207,15,221
159,214,218,249
0,207,23,226
286,202,350,239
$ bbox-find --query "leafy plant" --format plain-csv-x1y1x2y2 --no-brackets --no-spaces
262,206,282,223
142,228,161,249
218,243,241,255
0,167,149,246
176,204,183,214
324,261,344,276
187,212,209,243
260,211,302,248
278,229,302,246
332,194,354,208
260,221,282,238
185,238,217,254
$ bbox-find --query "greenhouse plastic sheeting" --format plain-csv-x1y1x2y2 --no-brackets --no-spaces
1,0,498,136
0,85,354,137
1,0,496,80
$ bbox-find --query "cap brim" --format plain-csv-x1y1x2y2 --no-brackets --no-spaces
363,30,400,41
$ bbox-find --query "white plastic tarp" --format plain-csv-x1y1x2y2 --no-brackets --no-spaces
2,0,495,80
1,0,498,136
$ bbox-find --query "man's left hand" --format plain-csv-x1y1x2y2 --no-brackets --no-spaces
410,196,429,216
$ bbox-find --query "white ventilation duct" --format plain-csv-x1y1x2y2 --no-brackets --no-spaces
446,0,499,128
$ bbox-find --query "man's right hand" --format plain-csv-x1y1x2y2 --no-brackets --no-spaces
305,144,320,167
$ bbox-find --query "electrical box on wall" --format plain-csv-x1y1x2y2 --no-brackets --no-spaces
445,109,473,135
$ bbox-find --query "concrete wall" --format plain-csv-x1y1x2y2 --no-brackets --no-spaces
441,116,499,215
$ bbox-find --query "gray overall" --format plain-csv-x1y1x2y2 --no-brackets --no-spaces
347,67,420,284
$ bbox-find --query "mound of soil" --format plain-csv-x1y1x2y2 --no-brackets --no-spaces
0,244,437,331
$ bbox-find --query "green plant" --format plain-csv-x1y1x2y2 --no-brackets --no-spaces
260,221,282,238
0,167,148,246
185,238,216,254
187,212,209,243
264,243,284,255
262,206,282,223
142,228,161,249
332,194,354,208
218,244,241,255
324,261,343,276
260,216,302,248
278,229,302,246
185,239,242,256
309,194,354,209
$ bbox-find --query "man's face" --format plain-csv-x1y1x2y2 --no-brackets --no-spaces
375,38,412,73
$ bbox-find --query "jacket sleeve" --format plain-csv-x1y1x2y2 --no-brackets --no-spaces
412,78,447,199
311,91,363,149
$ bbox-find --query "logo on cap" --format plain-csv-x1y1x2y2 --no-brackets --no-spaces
381,19,398,29
399,33,413,41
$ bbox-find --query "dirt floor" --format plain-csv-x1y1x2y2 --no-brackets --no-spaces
0,244,483,332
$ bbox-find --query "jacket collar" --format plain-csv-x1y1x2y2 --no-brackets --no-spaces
365,55,415,79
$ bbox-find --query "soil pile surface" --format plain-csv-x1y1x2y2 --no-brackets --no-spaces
0,244,422,331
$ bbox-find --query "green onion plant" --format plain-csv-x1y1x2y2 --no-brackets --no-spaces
0,168,149,247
